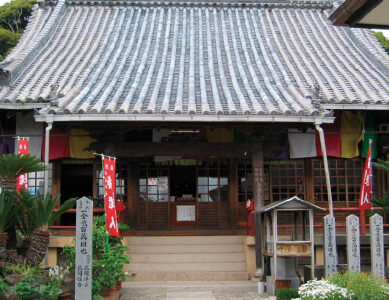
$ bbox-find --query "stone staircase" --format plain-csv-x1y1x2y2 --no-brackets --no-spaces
124,235,249,281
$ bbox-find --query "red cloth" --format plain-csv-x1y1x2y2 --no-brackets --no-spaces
315,114,341,157
359,140,372,210
104,157,119,237
247,200,255,236
116,200,126,212
16,138,29,192
41,127,70,161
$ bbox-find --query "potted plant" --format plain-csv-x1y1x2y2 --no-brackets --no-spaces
63,216,130,299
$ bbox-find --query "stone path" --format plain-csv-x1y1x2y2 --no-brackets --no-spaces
120,281,271,300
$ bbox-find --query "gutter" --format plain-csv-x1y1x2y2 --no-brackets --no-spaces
34,113,335,124
315,122,334,216
44,117,53,195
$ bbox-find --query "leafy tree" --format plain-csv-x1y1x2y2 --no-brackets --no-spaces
0,0,35,33
373,31,389,54
0,27,20,59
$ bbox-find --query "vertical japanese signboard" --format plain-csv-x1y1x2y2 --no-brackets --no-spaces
103,156,119,237
370,214,385,278
346,214,360,272
324,215,337,276
16,137,29,192
75,197,93,300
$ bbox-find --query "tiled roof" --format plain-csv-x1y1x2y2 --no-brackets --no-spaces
0,0,388,120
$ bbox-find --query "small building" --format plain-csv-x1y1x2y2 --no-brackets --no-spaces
0,0,388,279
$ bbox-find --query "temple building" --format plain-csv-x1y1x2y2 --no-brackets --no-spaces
0,0,388,280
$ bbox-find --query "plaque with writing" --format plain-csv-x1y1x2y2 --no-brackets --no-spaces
346,214,360,272
370,214,385,278
324,215,338,276
75,197,93,300
177,205,196,221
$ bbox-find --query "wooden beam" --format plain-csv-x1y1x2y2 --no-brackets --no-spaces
252,141,265,273
113,142,251,158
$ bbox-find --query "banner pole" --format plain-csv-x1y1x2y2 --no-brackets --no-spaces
360,209,366,236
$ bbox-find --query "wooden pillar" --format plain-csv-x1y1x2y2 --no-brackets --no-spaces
52,161,61,201
229,160,238,228
127,161,139,229
252,141,265,273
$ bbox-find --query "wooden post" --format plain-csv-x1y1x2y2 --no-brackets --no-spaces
127,161,139,229
252,141,264,273
229,160,238,228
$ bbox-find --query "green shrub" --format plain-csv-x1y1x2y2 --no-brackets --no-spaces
0,277,9,296
277,288,299,299
12,275,40,300
63,215,130,298
327,271,389,300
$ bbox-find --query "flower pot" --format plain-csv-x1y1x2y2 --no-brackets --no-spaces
114,280,122,290
58,293,72,300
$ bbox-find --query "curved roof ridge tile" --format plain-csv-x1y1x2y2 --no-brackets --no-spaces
280,9,340,101
60,7,120,113
2,0,67,84
173,8,187,114
197,8,211,115
252,9,289,114
107,9,147,114
59,7,108,96
242,9,276,114
267,9,314,98
309,10,383,102
8,6,77,102
102,8,139,114
221,9,251,115
78,7,129,114
119,8,157,114
29,7,87,101
146,8,172,114
230,8,262,114
234,9,265,114
300,10,364,102
133,8,165,114
56,8,102,97
292,9,356,101
212,8,238,115
187,8,197,115
89,7,135,114
160,8,179,114
204,8,224,115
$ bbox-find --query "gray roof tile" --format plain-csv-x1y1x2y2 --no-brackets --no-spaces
0,0,388,119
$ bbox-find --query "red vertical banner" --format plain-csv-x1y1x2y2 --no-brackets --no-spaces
17,138,29,192
359,139,373,235
103,156,119,237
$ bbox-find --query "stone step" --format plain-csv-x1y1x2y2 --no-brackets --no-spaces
126,272,250,281
129,244,245,254
130,252,246,263
127,262,247,272
121,280,258,293
125,235,245,246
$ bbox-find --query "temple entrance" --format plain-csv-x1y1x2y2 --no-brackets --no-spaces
137,160,231,230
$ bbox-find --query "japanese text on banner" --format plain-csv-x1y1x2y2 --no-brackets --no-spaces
17,138,29,192
103,157,119,237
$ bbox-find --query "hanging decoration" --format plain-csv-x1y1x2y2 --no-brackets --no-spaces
102,155,119,237
16,137,29,192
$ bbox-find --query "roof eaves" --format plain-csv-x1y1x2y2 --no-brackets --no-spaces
33,113,336,123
